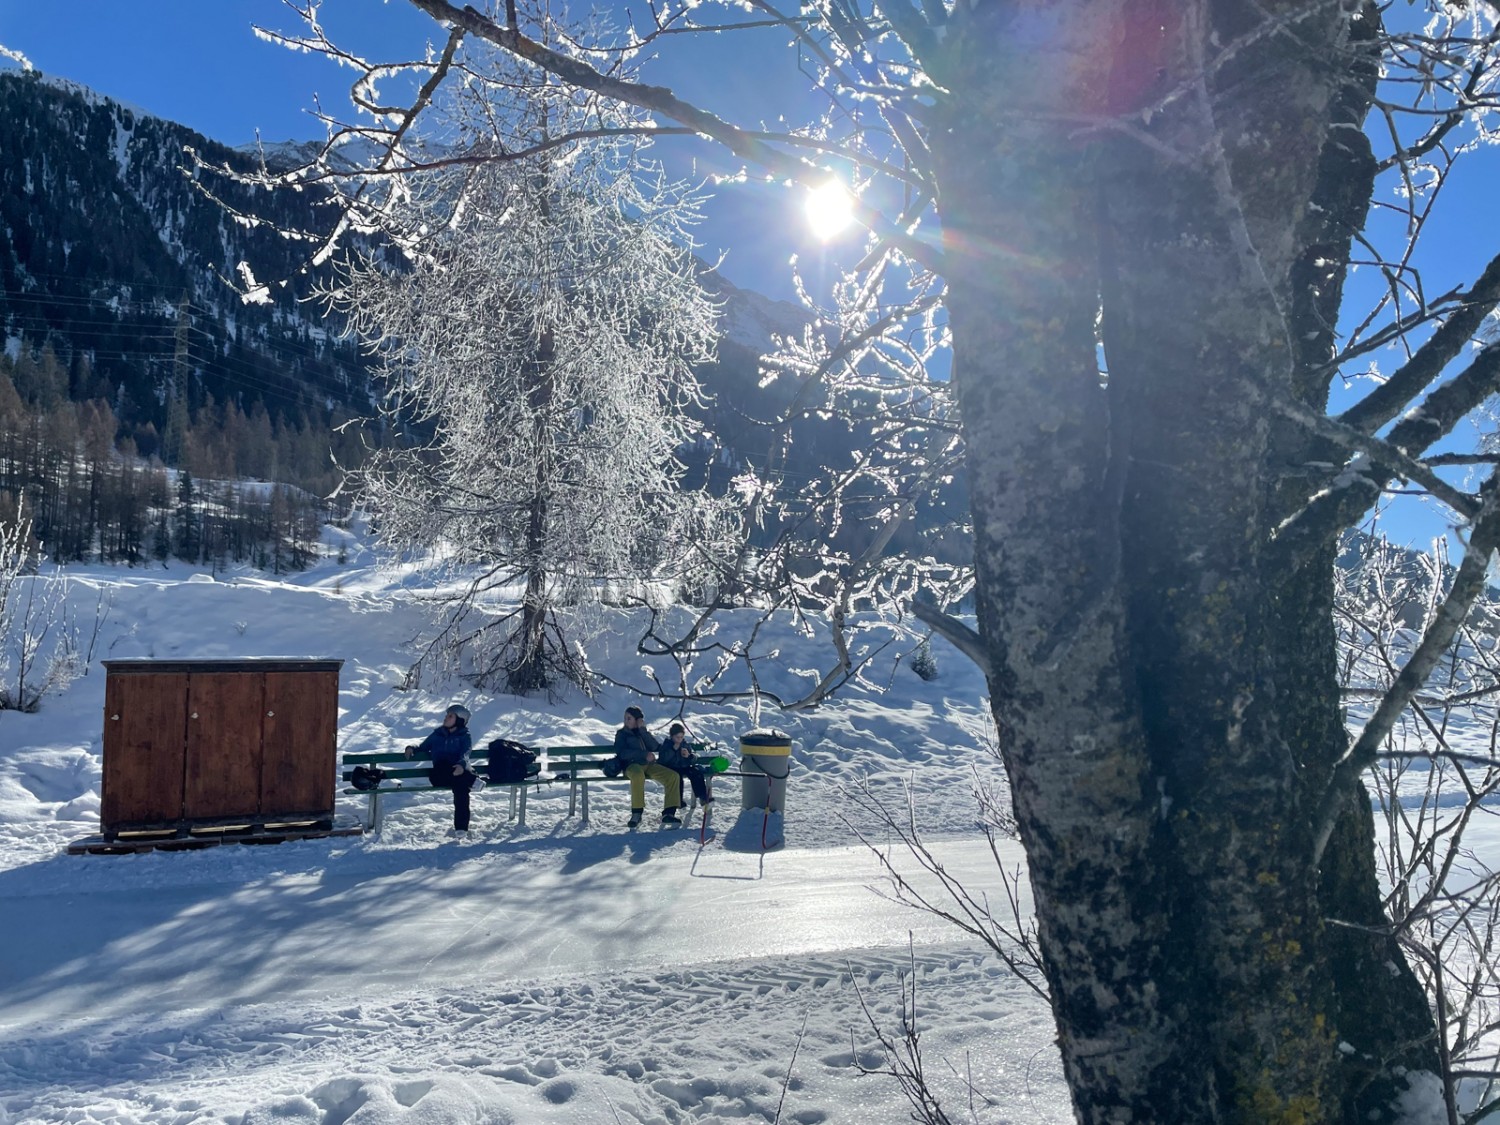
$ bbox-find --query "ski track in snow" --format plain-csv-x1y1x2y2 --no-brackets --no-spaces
1,948,1063,1125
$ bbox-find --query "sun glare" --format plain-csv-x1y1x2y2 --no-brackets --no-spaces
805,180,856,241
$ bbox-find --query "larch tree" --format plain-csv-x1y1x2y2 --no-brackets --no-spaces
235,0,1500,1119
300,41,722,694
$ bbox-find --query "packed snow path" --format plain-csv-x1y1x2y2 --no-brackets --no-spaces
1,833,1026,1027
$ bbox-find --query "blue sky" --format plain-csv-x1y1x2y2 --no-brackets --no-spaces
0,1,417,143
3,0,1495,547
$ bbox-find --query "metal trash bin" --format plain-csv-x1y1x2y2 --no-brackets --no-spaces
740,728,792,812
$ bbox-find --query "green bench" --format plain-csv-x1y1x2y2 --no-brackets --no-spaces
548,744,722,824
341,743,720,833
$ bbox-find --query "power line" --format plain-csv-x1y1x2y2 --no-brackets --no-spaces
1,302,368,393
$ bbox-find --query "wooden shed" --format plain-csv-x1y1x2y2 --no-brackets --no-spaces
99,658,343,841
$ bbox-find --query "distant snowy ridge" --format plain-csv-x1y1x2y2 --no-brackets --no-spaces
30,68,150,122
700,269,809,352
233,134,389,174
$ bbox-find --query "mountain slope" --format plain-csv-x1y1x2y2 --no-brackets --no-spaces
0,70,370,448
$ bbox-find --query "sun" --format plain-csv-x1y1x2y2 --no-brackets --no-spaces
805,179,856,241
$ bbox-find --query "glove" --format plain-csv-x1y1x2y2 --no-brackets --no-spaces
404,745,418,758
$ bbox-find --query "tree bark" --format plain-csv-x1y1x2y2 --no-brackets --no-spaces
931,0,1439,1119
930,3,1217,1117
507,493,550,694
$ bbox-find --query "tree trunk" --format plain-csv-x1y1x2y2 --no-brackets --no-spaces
930,3,1216,1116
931,0,1439,1119
506,327,557,695
507,490,550,694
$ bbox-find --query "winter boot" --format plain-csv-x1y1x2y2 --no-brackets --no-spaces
627,808,644,828
661,807,681,828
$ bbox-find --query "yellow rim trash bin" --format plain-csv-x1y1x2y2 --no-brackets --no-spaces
739,728,792,812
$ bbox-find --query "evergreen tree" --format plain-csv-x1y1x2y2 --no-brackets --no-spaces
173,469,199,562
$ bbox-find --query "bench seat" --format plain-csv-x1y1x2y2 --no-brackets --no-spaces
341,743,720,832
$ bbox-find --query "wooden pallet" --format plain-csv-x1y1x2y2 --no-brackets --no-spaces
67,816,364,855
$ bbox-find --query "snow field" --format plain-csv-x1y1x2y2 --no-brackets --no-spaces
0,552,1069,1123
10,544,1489,1123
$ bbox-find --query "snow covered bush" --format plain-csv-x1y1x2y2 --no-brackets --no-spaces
1337,531,1500,1121
0,497,83,712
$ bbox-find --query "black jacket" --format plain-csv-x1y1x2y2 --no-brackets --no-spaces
613,726,659,766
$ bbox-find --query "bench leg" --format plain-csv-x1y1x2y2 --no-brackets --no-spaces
581,779,590,823
518,785,527,828
509,787,518,822
369,792,383,835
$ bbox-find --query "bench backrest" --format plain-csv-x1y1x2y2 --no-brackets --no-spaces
340,743,713,786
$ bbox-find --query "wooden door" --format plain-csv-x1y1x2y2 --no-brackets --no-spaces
101,672,188,829
183,672,264,819
260,670,338,816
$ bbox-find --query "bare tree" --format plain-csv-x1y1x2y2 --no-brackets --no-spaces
847,941,976,1125
226,0,1500,1118
1336,530,1500,1123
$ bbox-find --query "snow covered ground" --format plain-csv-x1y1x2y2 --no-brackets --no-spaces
0,540,1069,1124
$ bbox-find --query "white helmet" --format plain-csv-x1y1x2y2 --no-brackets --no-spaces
446,704,471,725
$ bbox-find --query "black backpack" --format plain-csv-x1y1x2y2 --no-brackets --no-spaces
486,739,541,783
350,765,386,791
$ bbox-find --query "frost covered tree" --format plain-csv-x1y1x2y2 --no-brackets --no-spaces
0,496,84,712
308,47,721,694
231,0,1500,1119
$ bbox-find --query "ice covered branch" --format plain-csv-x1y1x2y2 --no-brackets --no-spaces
1313,469,1500,865
403,0,944,270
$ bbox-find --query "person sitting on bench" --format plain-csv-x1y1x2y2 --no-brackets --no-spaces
406,704,482,834
614,706,682,828
659,721,713,808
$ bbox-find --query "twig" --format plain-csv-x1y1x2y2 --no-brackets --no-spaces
772,1009,810,1124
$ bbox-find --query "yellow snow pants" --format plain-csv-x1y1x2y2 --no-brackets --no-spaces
626,762,682,810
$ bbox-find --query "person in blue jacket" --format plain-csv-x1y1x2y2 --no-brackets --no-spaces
405,704,482,834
